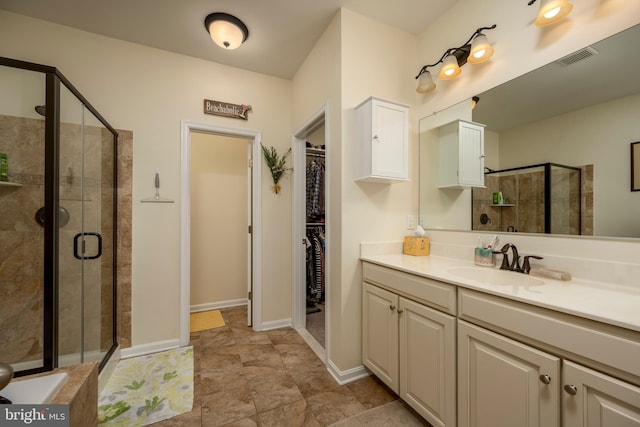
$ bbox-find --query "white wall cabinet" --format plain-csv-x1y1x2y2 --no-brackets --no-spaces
355,97,409,183
438,120,485,188
362,263,456,427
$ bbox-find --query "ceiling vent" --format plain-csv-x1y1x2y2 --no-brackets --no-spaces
556,47,599,66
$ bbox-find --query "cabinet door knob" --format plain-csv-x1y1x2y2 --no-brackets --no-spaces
564,384,578,395
539,374,551,384
389,305,396,311
397,309,404,314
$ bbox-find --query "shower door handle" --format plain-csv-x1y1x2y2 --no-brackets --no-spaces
73,232,103,260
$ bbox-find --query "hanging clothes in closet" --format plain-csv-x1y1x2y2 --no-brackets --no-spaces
305,144,326,308
306,156,325,222
305,227,325,303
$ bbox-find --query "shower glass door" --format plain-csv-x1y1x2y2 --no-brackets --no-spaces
58,83,116,367
0,65,47,373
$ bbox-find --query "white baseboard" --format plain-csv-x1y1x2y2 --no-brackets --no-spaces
259,318,292,331
190,299,247,313
119,339,181,359
327,359,370,385
295,328,327,363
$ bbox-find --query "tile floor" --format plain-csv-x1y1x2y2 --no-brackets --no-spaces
154,306,430,426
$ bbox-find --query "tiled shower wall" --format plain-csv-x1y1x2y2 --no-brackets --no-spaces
472,166,593,235
0,114,131,367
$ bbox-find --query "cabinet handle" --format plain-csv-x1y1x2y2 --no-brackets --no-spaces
389,305,396,311
373,135,379,139
397,309,404,314
564,384,578,395
539,374,551,384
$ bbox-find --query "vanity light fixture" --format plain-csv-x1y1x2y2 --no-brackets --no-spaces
204,12,249,49
415,24,497,94
471,96,480,109
528,0,573,27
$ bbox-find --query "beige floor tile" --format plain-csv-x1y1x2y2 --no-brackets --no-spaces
345,376,397,409
257,399,322,427
249,371,304,413
288,363,343,398
170,305,426,427
334,400,431,427
306,390,367,425
201,385,256,427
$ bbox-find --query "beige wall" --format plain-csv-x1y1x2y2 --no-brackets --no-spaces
413,0,640,122
190,132,249,306
497,93,640,238
3,0,640,373
0,10,293,346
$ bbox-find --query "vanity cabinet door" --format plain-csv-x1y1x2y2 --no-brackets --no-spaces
563,360,640,427
399,297,456,427
362,282,399,393
458,320,561,427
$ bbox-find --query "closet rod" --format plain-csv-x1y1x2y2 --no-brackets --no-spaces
306,152,325,158
306,222,325,227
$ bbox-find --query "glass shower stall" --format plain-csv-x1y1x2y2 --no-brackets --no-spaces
0,57,118,377
472,162,583,235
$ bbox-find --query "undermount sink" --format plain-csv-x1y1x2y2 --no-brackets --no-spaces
447,267,544,287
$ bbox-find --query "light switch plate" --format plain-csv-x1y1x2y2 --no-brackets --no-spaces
407,214,414,229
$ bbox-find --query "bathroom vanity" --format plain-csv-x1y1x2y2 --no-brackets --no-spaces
360,254,640,427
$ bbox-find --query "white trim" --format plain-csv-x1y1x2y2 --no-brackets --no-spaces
180,120,263,346
291,103,330,359
260,318,293,331
119,339,181,359
326,360,370,385
296,328,327,362
190,299,247,313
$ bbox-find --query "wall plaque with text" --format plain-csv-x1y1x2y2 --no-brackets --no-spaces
203,99,251,120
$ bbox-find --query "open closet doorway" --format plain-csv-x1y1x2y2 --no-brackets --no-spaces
179,121,263,347
292,105,329,361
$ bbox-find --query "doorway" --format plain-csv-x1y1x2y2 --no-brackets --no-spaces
292,105,329,360
179,121,262,347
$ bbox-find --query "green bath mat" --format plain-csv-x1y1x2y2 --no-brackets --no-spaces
98,346,194,426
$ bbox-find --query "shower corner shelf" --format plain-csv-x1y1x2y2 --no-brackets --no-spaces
491,203,515,207
0,181,23,188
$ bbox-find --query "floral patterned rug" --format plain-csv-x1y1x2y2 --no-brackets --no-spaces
98,347,194,426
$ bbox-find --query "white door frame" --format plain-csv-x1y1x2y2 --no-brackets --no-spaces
179,120,263,346
292,103,329,341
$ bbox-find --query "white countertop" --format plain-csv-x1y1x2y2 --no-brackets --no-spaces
360,253,640,333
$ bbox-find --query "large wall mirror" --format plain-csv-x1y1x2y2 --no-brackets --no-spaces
419,24,640,240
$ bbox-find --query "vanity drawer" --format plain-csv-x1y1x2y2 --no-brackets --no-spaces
363,262,456,315
459,289,640,384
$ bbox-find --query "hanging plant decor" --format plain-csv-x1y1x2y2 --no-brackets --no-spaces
261,144,292,194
